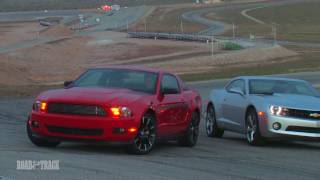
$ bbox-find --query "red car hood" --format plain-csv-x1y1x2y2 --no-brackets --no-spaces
37,87,149,106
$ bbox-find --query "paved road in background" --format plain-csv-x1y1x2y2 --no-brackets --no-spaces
0,7,147,30
183,0,320,48
182,0,312,36
0,7,148,55
0,10,86,22
1,72,320,180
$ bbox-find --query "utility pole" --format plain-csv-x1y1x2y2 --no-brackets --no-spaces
211,35,214,56
232,23,236,39
144,18,147,32
272,23,277,45
126,20,129,33
180,18,184,33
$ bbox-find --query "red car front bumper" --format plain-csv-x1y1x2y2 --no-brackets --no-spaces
29,111,140,143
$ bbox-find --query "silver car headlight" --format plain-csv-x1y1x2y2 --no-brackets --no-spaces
269,105,288,116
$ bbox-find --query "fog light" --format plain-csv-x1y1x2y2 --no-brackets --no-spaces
31,120,39,128
113,128,125,134
272,122,281,130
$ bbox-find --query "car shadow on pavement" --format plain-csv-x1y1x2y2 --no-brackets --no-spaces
50,141,183,155
53,143,127,155
265,141,320,150
213,134,320,151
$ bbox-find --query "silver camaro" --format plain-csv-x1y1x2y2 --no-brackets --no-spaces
205,76,320,145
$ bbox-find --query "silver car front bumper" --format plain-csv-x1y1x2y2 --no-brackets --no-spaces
260,115,320,139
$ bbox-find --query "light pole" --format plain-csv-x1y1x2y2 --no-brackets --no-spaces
211,35,214,56
180,18,184,33
126,20,129,33
232,23,236,39
144,18,147,32
271,22,278,45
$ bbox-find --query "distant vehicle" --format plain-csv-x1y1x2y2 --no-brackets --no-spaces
102,5,112,12
206,76,320,145
27,66,202,154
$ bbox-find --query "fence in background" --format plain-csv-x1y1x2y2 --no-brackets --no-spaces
128,32,218,43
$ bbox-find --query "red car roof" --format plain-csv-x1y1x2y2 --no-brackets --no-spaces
89,65,166,74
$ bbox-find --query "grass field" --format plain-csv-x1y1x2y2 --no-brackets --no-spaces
180,49,320,81
205,1,320,43
129,6,207,33
0,0,194,12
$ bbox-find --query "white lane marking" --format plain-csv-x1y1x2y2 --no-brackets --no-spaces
241,6,269,25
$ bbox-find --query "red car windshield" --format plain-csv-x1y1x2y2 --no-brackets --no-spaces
73,69,158,94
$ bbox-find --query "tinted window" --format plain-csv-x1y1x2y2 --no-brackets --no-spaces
226,79,245,93
249,79,318,97
74,69,158,94
74,70,104,87
161,74,180,94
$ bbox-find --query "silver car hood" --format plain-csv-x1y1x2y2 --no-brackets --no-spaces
256,94,320,111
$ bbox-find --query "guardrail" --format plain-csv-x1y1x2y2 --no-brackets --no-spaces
128,32,218,43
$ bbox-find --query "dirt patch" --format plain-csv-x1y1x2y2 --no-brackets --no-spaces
0,22,41,46
41,25,73,37
91,42,189,62
0,31,203,86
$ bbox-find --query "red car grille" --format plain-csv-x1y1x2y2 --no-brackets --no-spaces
46,125,104,136
47,103,106,116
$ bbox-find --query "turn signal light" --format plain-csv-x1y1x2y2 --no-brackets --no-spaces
40,102,47,111
258,111,265,117
128,127,137,133
110,107,121,118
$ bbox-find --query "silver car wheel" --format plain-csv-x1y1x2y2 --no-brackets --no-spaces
246,113,257,143
206,107,214,135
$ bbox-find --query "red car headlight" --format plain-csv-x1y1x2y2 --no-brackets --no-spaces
109,106,132,119
33,101,47,112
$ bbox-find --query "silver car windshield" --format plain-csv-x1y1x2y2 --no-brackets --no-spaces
249,79,319,97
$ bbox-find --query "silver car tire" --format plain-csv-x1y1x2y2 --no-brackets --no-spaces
246,108,264,146
206,105,224,138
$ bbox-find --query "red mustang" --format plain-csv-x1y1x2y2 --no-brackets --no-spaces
27,66,202,154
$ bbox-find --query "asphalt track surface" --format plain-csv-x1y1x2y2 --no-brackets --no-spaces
0,72,320,180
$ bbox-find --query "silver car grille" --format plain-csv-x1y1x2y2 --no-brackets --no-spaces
287,108,320,120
